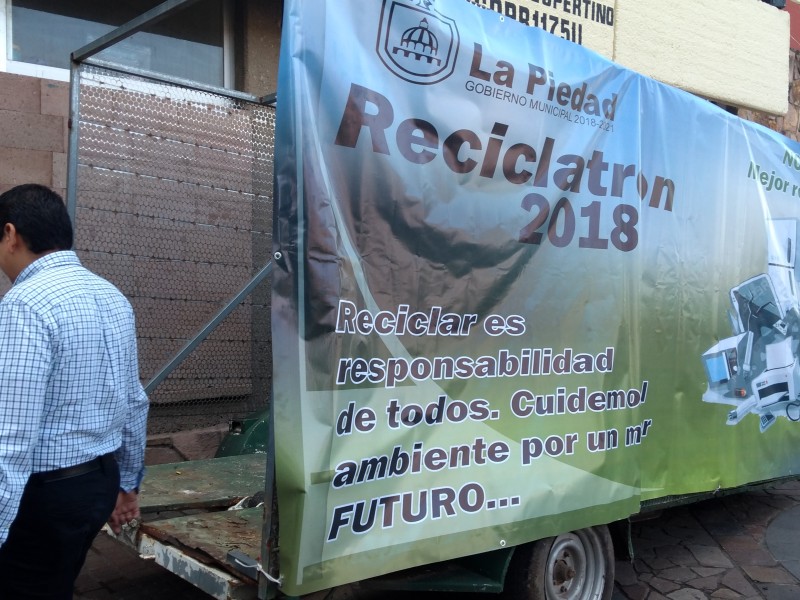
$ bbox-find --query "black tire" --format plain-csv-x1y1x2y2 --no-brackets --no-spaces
503,525,614,600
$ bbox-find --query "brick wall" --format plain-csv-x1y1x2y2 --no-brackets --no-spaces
0,72,69,296
0,72,68,196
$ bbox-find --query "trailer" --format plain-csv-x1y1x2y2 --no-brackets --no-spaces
68,0,800,598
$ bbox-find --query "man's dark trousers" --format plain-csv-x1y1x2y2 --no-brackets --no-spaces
0,454,120,599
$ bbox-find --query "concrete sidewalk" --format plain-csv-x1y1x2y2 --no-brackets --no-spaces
74,479,800,599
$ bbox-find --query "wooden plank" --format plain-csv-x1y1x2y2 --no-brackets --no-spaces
140,454,266,512
141,507,263,574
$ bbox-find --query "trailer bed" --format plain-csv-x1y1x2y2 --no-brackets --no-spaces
111,454,268,600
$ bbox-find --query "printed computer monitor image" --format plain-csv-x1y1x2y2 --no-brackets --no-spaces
702,332,752,387
704,351,732,384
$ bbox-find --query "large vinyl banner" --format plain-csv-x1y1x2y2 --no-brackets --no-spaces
271,0,800,594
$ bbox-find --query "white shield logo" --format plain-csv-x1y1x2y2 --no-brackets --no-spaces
376,0,459,85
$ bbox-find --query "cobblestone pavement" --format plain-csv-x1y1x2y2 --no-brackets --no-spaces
74,480,800,599
613,479,800,600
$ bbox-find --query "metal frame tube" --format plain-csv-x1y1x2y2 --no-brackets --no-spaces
259,399,277,600
144,261,273,395
71,0,204,63
223,0,236,89
66,61,82,225
82,57,268,104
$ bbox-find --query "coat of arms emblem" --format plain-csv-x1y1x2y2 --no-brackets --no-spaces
377,0,459,84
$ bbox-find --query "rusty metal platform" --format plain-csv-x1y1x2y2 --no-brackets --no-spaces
113,454,269,599
142,507,263,572
140,453,267,512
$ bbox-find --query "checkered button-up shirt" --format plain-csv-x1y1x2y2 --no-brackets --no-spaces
0,251,148,545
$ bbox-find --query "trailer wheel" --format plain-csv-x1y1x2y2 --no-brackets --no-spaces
504,525,614,600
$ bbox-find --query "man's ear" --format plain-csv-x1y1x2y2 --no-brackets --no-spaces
2,223,18,249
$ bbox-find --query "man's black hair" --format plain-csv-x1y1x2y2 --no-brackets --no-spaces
0,184,73,253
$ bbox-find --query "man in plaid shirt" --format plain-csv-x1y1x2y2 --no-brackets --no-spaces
0,184,148,599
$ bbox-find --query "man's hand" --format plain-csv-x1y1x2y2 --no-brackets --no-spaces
108,490,140,534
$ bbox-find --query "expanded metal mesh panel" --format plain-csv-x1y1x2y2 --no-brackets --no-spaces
74,63,274,434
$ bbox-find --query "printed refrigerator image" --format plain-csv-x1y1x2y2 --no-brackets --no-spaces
74,0,800,598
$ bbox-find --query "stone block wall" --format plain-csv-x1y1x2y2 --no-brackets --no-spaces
0,72,69,296
0,72,68,196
